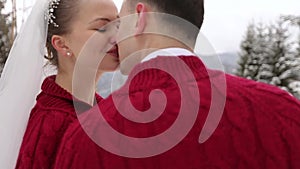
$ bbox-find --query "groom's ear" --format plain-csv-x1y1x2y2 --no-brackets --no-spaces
135,3,147,36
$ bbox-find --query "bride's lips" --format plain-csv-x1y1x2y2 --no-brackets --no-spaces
107,45,119,59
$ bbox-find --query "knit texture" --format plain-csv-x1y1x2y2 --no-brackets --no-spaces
54,56,300,169
15,75,102,169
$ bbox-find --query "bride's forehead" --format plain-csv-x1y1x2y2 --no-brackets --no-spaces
77,0,118,16
78,0,117,9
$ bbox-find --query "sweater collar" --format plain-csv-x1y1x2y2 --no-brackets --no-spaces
41,75,102,105
141,48,194,63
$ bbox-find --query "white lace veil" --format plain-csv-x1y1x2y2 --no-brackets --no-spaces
0,0,48,167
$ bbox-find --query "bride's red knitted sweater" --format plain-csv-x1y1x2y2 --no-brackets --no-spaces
15,76,102,169
54,56,300,169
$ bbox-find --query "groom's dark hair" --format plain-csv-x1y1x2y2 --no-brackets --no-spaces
129,0,204,29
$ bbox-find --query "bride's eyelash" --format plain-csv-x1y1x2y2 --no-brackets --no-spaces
92,26,107,33
97,27,107,32
92,21,119,33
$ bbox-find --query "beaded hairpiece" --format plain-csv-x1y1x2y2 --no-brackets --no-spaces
46,0,61,27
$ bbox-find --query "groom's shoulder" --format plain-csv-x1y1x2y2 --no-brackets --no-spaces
224,73,300,111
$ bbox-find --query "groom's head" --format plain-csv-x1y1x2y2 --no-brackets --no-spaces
117,0,204,74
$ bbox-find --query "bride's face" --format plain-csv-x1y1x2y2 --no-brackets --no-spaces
65,0,119,72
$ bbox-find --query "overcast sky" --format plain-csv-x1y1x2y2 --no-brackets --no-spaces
6,0,300,54
113,0,300,54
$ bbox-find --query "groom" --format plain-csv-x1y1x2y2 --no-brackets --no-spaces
55,0,300,168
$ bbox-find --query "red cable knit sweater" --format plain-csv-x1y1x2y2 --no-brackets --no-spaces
15,75,102,169
54,56,300,169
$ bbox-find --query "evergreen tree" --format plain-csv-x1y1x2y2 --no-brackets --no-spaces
281,15,300,56
236,23,258,78
236,23,270,81
295,37,300,58
253,23,272,82
281,15,300,27
279,15,300,98
236,18,300,99
0,0,12,75
267,20,293,87
295,20,300,56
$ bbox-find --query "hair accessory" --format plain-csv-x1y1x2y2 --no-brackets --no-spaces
46,0,61,27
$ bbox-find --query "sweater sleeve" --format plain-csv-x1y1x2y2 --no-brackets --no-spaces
15,106,76,169
223,75,300,168
252,83,300,168
53,121,107,169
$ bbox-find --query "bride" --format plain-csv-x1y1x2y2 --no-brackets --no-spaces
0,0,119,168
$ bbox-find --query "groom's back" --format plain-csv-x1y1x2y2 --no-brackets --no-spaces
55,56,300,169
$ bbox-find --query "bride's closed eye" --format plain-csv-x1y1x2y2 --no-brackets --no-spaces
95,26,107,33
90,23,108,33
94,22,120,34
89,17,111,33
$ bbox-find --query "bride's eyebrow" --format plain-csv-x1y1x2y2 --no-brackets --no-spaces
89,17,111,24
89,15,120,23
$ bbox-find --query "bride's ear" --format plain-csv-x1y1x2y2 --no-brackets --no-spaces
51,35,71,57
